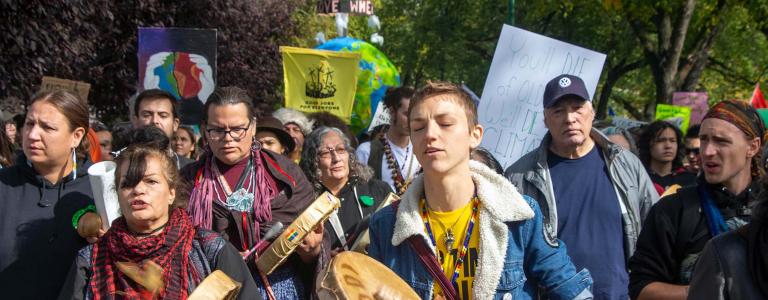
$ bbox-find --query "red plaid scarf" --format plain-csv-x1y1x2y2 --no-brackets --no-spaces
90,208,196,299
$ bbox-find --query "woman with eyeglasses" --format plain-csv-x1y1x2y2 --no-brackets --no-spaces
299,127,393,253
181,87,317,299
0,91,95,299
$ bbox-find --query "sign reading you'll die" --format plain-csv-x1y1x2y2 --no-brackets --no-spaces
478,25,606,169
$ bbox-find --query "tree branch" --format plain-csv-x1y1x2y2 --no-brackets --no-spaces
627,15,656,57
613,93,645,120
678,0,727,90
666,0,696,76
708,57,760,85
596,59,646,119
464,42,493,61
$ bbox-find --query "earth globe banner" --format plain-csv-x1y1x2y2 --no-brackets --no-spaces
316,37,400,133
138,27,217,126
280,46,361,122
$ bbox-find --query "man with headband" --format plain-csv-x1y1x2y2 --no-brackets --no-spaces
629,100,765,300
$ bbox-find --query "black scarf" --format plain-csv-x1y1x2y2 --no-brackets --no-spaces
699,176,760,220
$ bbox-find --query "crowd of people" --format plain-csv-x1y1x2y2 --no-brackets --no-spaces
0,73,766,300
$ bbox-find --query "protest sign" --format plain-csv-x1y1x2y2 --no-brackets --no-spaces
655,104,692,135
281,47,360,122
366,101,390,132
672,92,708,125
612,117,647,130
39,76,91,102
138,27,217,125
478,25,607,169
317,0,374,15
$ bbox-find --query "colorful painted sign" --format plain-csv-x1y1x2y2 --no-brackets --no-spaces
138,27,216,125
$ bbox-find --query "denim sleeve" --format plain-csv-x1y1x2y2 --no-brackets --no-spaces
366,208,386,262
522,196,593,300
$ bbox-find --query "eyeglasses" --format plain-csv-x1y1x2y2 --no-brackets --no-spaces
205,120,252,141
686,147,700,155
318,146,348,160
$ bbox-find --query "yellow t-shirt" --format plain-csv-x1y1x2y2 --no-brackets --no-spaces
425,200,480,300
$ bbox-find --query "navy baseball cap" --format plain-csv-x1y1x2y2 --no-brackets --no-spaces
543,74,590,108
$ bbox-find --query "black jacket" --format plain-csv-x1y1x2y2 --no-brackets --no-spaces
687,230,765,300
628,178,759,299
321,177,393,250
181,150,317,297
0,154,94,299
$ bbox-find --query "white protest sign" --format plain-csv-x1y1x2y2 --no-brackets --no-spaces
612,117,647,130
479,25,606,169
88,161,120,230
366,101,390,132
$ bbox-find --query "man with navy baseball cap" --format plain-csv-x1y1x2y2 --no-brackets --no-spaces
506,74,658,299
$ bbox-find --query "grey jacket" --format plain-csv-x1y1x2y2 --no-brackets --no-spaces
504,128,658,260
687,231,765,300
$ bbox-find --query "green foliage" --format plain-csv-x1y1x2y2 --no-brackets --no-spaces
5,0,768,124
1,0,303,123
376,0,507,91
701,5,768,103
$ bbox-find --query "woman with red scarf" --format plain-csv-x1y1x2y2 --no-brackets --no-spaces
59,145,259,299
181,87,318,299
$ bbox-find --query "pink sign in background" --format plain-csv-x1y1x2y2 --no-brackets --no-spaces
672,92,708,125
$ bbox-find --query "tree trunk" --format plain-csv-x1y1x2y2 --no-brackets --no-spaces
596,60,644,120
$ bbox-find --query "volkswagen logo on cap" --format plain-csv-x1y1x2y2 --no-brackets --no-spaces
543,74,591,108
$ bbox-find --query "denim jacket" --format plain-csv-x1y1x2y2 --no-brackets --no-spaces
368,161,593,300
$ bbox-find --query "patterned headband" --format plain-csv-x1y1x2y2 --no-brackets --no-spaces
703,100,766,143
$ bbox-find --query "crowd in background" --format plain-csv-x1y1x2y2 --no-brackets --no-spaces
0,74,766,300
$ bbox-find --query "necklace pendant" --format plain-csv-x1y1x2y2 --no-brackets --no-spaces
226,188,254,213
444,229,455,251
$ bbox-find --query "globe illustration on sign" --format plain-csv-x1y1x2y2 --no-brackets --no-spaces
317,37,400,133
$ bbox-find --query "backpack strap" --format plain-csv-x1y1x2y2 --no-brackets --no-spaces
390,201,459,300
369,138,385,180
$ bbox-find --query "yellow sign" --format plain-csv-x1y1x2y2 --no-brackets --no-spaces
280,47,360,122
655,104,692,135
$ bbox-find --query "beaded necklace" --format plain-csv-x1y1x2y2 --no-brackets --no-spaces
211,158,256,213
381,134,414,195
420,197,479,287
